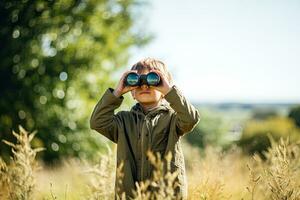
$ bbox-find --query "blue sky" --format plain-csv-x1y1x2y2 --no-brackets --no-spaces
129,0,300,103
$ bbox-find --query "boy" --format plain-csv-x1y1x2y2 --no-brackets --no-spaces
90,58,200,199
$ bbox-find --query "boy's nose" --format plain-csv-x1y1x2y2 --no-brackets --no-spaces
140,84,149,89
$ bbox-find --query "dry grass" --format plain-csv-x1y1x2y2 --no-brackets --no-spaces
1,127,300,200
247,136,300,200
34,159,90,199
0,125,44,200
83,146,117,200
186,145,249,200
133,151,180,200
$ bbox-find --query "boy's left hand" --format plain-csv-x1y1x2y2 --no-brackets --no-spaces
149,69,172,95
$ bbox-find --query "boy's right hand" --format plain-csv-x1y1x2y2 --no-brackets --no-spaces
113,70,138,98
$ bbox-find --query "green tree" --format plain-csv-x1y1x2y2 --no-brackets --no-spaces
237,117,300,157
251,108,278,120
185,109,231,149
0,0,150,163
288,105,300,128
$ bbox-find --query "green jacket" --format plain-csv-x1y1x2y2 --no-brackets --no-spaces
90,85,200,199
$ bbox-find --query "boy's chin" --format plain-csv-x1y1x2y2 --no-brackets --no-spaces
136,98,160,105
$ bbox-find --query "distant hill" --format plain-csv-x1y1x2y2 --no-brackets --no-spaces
192,102,300,118
193,102,298,111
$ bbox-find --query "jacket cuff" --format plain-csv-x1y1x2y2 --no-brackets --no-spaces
164,85,184,107
101,88,124,106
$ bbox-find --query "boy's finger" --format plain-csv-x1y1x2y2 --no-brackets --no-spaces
149,68,155,72
121,70,136,81
155,71,167,82
152,69,165,79
124,70,137,76
128,86,138,90
121,72,129,79
149,85,160,90
129,69,138,73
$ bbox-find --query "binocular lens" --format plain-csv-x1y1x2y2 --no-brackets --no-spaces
146,72,160,86
125,72,160,86
126,73,139,86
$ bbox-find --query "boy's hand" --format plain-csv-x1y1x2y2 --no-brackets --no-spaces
113,70,138,98
149,69,172,95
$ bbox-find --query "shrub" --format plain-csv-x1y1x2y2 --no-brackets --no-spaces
288,105,300,128
238,117,300,157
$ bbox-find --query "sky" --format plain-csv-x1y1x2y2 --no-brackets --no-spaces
129,0,300,103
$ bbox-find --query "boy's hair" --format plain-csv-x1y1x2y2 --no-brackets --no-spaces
131,58,173,84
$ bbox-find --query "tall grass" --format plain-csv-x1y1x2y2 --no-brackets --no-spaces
0,126,44,200
83,146,117,200
247,137,300,200
0,156,9,199
133,151,180,200
187,145,247,200
1,126,300,200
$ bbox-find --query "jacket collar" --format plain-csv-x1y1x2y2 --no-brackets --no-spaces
131,100,170,118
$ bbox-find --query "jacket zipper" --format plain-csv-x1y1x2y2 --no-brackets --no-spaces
142,116,154,180
141,117,146,180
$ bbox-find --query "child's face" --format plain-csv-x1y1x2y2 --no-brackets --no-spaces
130,69,163,105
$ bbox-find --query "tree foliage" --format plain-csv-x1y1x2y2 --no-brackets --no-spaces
0,0,150,163
288,105,300,128
237,117,300,157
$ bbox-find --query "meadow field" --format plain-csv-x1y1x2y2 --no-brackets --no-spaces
1,118,300,200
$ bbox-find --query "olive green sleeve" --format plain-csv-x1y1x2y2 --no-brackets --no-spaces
164,85,200,136
90,88,124,143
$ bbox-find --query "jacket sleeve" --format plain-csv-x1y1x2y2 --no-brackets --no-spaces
164,85,201,136
90,88,124,143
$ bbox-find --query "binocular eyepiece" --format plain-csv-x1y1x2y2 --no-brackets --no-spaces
124,72,161,87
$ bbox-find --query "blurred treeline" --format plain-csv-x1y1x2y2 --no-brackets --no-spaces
0,0,150,163
187,104,300,158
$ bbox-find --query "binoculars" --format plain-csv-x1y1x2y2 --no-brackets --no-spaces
124,72,161,87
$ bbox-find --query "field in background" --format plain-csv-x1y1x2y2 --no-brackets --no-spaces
1,103,300,200
31,139,300,200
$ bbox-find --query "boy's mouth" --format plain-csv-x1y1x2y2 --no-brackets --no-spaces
139,92,151,95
